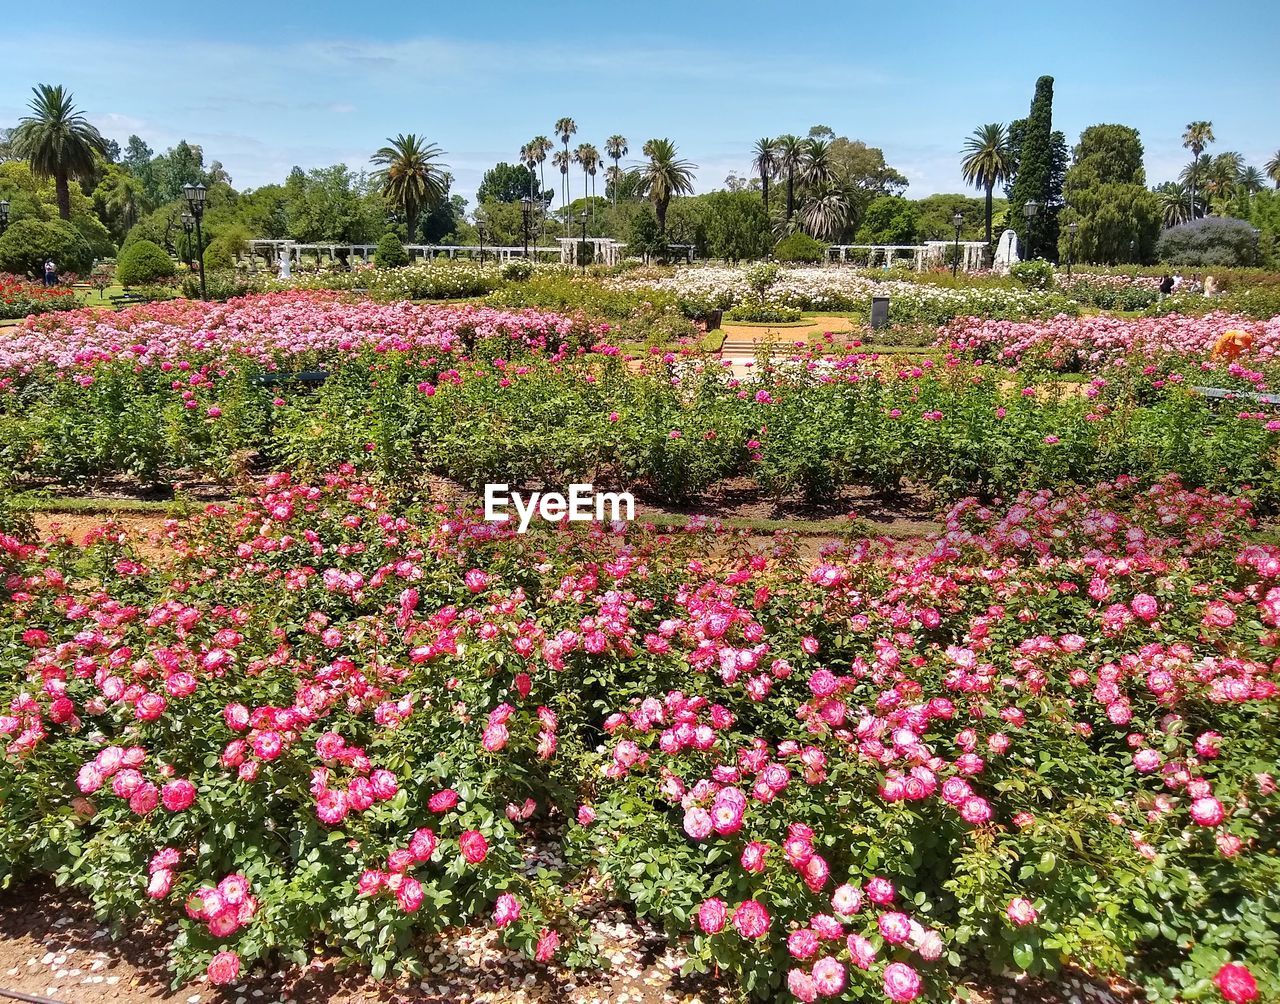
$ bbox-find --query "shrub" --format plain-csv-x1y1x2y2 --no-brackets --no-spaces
0,218,94,277
375,233,409,268
202,237,237,272
1157,217,1261,267
500,259,534,282
117,239,177,287
0,273,78,319
772,232,828,263
724,303,805,323
1009,258,1056,290
182,269,261,302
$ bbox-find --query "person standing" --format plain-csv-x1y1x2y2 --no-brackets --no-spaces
43,259,57,287
1158,274,1174,302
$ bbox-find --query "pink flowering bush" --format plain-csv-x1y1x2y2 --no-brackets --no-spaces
1,472,1277,1001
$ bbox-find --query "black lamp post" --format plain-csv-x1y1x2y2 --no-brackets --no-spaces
950,211,964,277
182,182,208,299
520,197,533,259
0,200,9,238
180,212,195,266
578,210,589,272
1066,222,1078,278
1022,199,1039,261
477,223,486,266
1129,239,1137,264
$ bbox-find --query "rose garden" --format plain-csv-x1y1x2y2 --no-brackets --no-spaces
1,72,1279,1004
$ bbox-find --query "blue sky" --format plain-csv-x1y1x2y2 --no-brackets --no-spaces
5,0,1278,212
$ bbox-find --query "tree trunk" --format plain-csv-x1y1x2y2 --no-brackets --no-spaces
762,173,769,214
56,170,72,221
656,198,668,237
786,172,794,221
984,182,993,246
406,207,416,245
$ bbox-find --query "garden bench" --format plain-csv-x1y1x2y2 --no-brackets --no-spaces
1191,386,1280,406
110,292,150,309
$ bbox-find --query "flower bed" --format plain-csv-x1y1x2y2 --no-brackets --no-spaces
0,273,79,321
0,473,1276,1002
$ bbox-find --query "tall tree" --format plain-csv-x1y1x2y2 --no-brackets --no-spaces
552,149,571,223
1181,121,1215,219
370,134,447,243
553,117,577,224
478,162,543,204
1008,76,1056,259
1239,165,1266,196
1060,124,1159,264
776,135,805,222
12,83,106,221
1154,182,1193,227
751,138,777,216
605,135,628,210
574,143,600,225
960,123,1012,247
1267,150,1280,189
803,139,832,187
636,138,696,238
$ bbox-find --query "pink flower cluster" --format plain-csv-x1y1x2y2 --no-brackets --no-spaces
185,873,257,938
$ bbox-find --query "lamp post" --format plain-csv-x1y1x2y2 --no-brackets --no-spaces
181,212,195,266
578,210,589,272
1129,239,1137,264
950,211,964,277
182,182,208,300
1066,222,1078,279
1022,199,1039,262
0,200,9,238
520,197,532,259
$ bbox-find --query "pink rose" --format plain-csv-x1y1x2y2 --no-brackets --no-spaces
206,951,241,986
1006,897,1038,926
697,897,727,934
883,961,922,1002
459,829,489,864
731,899,770,940
1214,962,1258,1002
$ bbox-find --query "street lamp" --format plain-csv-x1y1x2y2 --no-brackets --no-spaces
950,211,964,277
577,210,590,272
1129,239,1137,264
1022,200,1039,261
520,197,533,259
1066,222,1078,279
0,200,9,237
182,182,208,299
180,212,195,266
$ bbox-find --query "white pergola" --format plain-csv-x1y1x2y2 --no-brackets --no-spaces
826,241,987,272
244,240,562,272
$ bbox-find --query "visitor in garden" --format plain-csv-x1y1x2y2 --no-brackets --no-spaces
43,258,57,286
1190,273,1204,293
1158,274,1174,301
1204,274,1218,297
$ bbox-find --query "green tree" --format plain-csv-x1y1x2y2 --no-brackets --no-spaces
1181,121,1215,219
0,217,94,276
636,139,696,237
1154,182,1194,227
605,135,628,211
913,193,992,242
751,138,778,217
12,83,107,221
1266,151,1280,189
553,118,577,225
370,135,448,244
776,135,804,222
477,162,545,204
93,163,151,242
1060,124,1159,265
700,190,771,262
1008,76,1059,261
856,195,917,245
960,123,1013,247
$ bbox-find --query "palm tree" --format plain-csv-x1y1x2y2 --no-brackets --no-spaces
960,123,1012,247
776,135,805,222
1267,150,1280,189
800,183,849,241
370,134,448,244
605,135,628,211
12,83,106,221
803,138,832,188
1239,165,1266,196
1181,121,1215,219
529,136,552,205
636,138,696,237
751,138,778,215
574,143,601,227
1203,151,1243,212
552,149,571,222
519,143,537,201
1154,182,1193,227
553,117,577,225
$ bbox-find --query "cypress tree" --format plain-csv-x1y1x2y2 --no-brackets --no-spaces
1009,76,1055,260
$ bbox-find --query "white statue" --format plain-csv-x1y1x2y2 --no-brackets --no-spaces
994,229,1019,272
277,245,293,280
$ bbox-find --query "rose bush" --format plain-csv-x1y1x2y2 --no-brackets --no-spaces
0,473,1276,1002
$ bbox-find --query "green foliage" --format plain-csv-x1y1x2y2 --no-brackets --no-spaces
1061,125,1160,265
500,259,534,282
913,193,994,242
476,162,546,204
1008,77,1061,258
1157,217,1261,267
116,238,176,286
374,233,409,269
856,195,918,245
1009,259,1056,289
202,237,236,271
772,231,827,263
0,217,94,276
723,303,804,323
